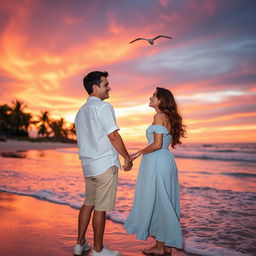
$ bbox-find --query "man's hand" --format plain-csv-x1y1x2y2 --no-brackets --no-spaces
123,158,133,171
108,131,132,171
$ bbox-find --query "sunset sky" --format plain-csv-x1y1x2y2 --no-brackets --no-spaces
1,0,255,144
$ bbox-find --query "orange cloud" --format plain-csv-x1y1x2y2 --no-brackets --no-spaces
0,0,255,144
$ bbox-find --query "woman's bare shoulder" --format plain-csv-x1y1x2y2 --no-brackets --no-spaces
153,113,166,124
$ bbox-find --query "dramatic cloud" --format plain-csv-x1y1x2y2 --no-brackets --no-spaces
0,0,255,143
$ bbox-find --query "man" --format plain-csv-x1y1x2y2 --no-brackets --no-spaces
73,71,132,256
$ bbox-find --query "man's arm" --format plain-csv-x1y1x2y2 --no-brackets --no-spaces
108,130,132,171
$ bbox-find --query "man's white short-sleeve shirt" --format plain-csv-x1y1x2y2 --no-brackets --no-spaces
75,96,121,177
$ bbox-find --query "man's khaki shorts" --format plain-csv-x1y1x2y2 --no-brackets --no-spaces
83,166,118,211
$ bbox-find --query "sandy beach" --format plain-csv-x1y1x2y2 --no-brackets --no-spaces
1,140,255,255
0,192,190,256
0,140,191,256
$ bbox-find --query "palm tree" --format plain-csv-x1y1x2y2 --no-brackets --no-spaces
49,118,68,140
0,104,11,119
36,111,51,137
68,123,76,139
0,104,12,137
9,100,32,137
23,113,32,130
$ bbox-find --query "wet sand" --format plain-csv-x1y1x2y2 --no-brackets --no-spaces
0,140,192,256
0,192,191,256
0,139,76,154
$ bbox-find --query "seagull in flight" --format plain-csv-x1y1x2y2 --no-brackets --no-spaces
129,35,173,45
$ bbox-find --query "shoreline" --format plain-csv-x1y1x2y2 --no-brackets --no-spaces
0,139,77,154
0,191,192,256
1,141,254,255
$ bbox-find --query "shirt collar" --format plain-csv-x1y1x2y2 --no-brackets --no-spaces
87,96,102,102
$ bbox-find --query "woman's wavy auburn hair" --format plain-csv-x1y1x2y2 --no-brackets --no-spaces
156,87,186,148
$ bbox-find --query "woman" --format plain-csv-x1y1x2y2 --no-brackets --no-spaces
124,87,186,255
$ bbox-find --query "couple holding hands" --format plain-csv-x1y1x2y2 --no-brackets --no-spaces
73,71,185,256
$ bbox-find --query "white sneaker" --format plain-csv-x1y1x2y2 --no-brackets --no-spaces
73,240,92,255
92,246,120,256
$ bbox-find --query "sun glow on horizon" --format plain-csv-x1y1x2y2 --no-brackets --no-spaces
0,0,255,143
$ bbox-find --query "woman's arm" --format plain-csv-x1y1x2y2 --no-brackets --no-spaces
131,132,163,160
131,114,165,160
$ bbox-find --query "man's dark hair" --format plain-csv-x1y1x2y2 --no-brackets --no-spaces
83,71,108,94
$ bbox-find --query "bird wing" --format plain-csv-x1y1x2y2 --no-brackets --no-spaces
153,35,173,40
129,38,148,44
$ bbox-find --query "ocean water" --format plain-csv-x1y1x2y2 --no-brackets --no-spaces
0,143,256,256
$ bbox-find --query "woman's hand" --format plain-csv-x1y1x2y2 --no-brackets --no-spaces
130,152,141,161
123,158,133,171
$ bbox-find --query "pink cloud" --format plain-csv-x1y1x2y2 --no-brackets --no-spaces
0,0,255,143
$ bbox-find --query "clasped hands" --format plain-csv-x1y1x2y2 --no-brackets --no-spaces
123,151,141,171
123,158,133,171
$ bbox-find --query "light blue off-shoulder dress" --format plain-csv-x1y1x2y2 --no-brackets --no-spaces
124,125,182,248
